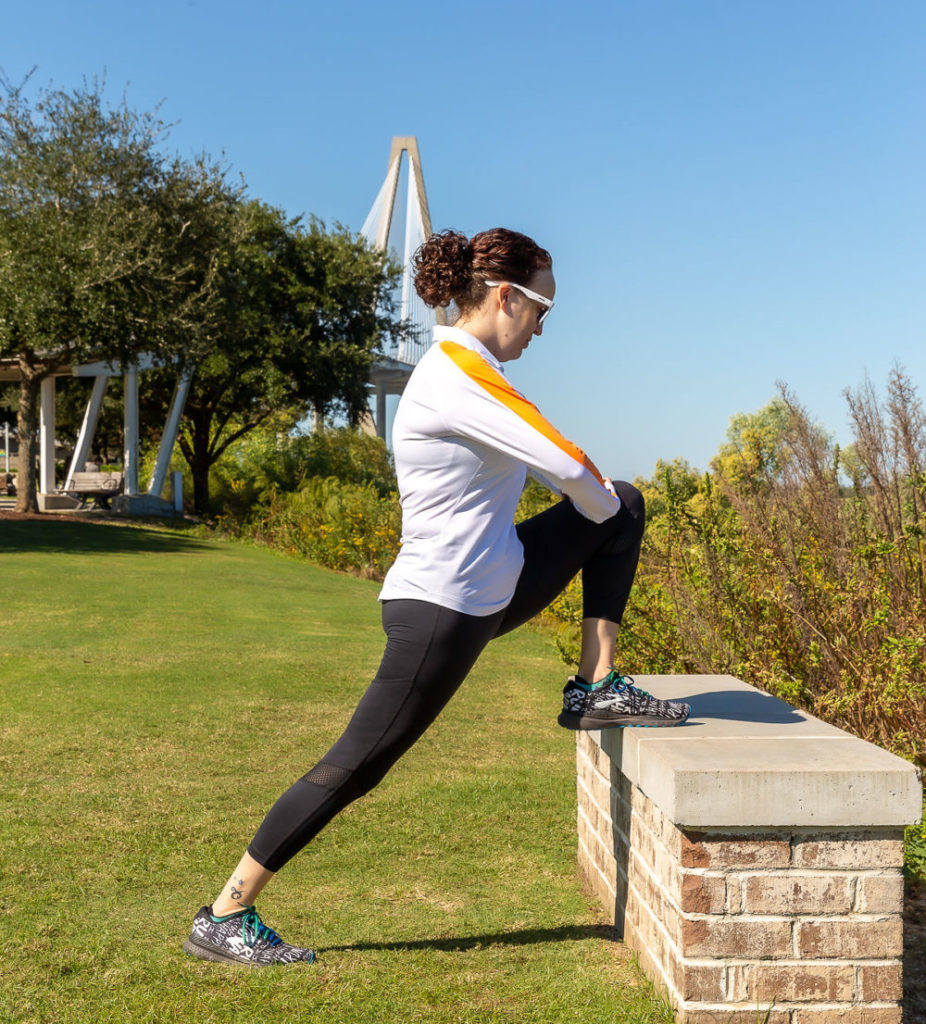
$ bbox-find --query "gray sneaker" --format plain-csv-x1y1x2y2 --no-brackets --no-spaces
558,670,690,729
183,905,316,965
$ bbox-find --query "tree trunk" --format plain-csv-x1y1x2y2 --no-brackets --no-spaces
15,366,41,514
190,448,211,516
180,411,214,516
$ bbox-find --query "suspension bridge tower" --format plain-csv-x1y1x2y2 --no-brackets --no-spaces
361,137,446,440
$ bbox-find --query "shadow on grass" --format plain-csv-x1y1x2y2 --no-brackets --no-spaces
0,516,211,555
318,922,616,954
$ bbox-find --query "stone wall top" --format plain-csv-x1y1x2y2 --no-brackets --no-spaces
592,675,922,829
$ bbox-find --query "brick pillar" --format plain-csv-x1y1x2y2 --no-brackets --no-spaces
574,689,917,1024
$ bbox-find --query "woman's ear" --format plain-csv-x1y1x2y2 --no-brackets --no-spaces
493,282,513,317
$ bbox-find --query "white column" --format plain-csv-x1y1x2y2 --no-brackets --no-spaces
123,365,139,496
39,377,56,494
4,421,9,474
148,368,192,496
65,375,109,489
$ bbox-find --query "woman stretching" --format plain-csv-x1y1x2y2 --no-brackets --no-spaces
184,228,690,966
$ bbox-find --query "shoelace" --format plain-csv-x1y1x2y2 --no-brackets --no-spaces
605,671,654,700
240,907,283,948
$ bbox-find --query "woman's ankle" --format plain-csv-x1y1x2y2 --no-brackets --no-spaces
577,667,612,687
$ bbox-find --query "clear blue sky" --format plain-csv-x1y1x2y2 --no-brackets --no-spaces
5,0,925,479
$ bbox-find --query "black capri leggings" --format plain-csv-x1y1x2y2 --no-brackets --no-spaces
247,481,644,872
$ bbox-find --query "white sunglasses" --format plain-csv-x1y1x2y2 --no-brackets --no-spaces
484,280,554,326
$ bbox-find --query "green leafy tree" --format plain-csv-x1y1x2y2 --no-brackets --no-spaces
141,202,401,513
710,397,793,488
0,73,233,511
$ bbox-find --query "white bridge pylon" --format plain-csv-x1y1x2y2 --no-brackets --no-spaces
361,137,446,440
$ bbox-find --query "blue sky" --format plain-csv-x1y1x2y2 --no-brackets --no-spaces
4,0,924,479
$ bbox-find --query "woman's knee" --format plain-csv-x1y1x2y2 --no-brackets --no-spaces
611,480,645,525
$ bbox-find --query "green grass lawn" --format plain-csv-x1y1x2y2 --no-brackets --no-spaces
0,518,674,1024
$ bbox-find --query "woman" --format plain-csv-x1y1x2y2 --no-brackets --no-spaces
183,228,690,966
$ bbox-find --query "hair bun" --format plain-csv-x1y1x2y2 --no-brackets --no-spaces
413,230,473,309
413,227,552,315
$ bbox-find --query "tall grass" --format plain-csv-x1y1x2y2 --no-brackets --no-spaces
625,370,926,767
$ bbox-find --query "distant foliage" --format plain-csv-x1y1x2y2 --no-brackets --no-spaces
211,426,400,578
211,425,396,518
548,370,926,769
249,477,401,580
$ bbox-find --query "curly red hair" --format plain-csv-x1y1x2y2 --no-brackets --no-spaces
413,228,552,313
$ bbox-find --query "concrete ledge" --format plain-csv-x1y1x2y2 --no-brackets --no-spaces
36,492,81,511
594,674,922,828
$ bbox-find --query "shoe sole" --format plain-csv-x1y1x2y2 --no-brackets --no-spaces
182,937,316,966
557,711,690,730
184,937,257,965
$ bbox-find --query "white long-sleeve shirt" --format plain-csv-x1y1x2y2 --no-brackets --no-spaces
378,325,620,616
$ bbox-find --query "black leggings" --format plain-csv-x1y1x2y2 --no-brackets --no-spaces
247,481,644,871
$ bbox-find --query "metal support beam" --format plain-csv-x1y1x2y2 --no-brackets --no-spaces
148,367,193,497
65,375,109,489
123,365,139,496
39,377,56,494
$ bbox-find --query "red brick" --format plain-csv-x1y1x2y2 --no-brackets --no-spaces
679,1011,790,1024
680,832,711,868
679,872,726,914
740,873,854,914
798,919,902,959
680,832,791,869
855,872,904,914
672,962,725,1001
626,890,671,969
730,961,854,1002
726,874,742,913
858,962,903,1002
792,832,904,869
789,1008,901,1023
612,794,632,841
681,917,791,958
629,812,658,872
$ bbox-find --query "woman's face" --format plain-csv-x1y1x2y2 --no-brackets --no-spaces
495,268,556,363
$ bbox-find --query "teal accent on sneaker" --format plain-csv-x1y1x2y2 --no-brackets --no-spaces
184,904,316,965
558,670,690,731
210,907,250,923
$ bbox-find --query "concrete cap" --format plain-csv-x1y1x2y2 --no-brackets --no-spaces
593,675,923,828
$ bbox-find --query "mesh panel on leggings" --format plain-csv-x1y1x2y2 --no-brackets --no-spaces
300,762,353,789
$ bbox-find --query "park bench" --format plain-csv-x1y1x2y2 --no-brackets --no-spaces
573,673,922,1023
66,471,124,508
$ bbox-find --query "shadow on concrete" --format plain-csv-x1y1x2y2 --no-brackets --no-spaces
0,515,211,555
317,922,615,954
685,687,807,725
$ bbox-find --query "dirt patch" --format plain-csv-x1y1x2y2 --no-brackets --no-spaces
0,509,56,522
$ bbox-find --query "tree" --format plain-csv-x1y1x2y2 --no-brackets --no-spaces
141,202,401,513
0,73,233,511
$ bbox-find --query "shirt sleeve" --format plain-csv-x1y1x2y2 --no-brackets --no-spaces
438,341,620,523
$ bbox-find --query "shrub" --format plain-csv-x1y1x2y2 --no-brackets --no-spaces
210,425,396,520
545,371,926,768
250,476,401,579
